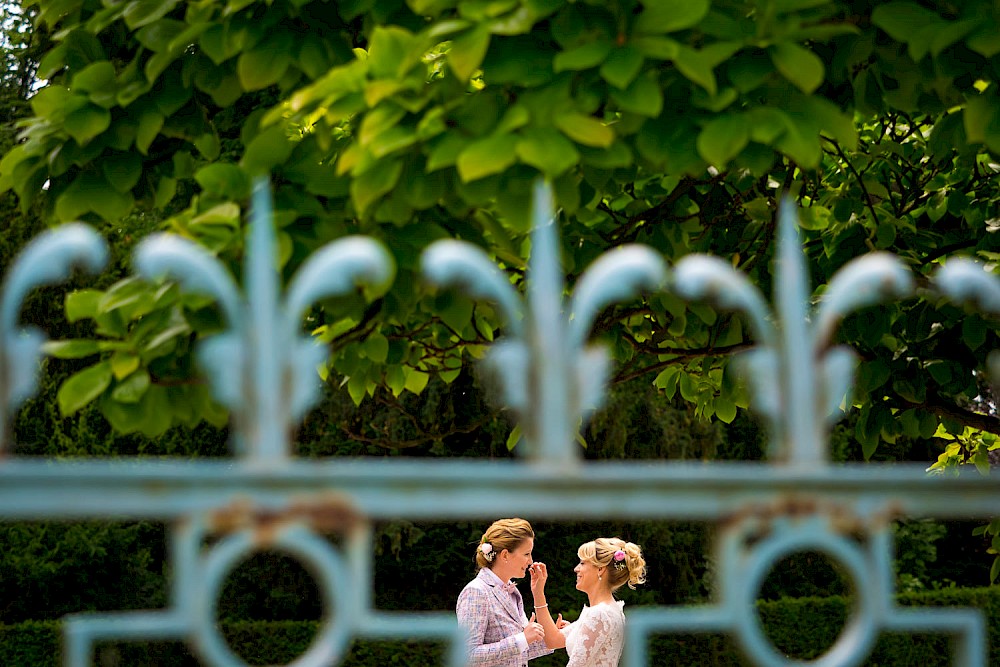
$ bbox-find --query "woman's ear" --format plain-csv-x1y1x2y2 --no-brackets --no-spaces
499,548,510,562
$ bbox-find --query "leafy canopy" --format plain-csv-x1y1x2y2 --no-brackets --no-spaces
2,0,1000,458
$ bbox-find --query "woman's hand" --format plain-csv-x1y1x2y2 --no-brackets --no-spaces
555,613,569,630
528,561,548,600
523,612,545,644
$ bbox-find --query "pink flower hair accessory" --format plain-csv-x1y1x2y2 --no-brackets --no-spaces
479,542,496,562
612,549,627,571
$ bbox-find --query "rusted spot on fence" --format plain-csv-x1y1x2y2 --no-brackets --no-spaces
208,493,363,543
719,494,890,536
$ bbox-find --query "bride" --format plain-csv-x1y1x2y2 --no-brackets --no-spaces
528,537,646,667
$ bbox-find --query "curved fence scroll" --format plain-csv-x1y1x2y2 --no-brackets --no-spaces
0,178,999,666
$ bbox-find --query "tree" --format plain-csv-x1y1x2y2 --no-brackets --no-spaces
2,0,1000,459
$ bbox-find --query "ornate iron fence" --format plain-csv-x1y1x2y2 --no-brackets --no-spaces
2,179,999,666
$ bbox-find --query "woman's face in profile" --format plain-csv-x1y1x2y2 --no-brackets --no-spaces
573,558,601,592
506,537,534,579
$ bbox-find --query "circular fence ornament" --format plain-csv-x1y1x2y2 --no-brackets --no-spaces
727,515,879,667
193,523,352,667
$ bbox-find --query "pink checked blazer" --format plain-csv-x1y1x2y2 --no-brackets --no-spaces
456,568,553,667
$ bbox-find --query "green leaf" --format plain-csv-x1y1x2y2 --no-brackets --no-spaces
871,2,941,43
875,221,896,248
775,111,821,168
963,94,996,146
72,61,118,107
241,125,294,175
515,127,579,177
927,361,953,385
715,396,737,423
968,24,1000,58
439,294,474,331
599,46,644,89
101,152,143,193
636,0,709,34
506,422,523,451
974,449,990,476
386,364,406,397
351,158,404,215
30,86,82,119
367,26,421,79
110,352,141,380
553,40,612,72
41,339,101,359
362,332,389,363
154,176,178,208
135,109,164,154
347,372,369,405
238,38,293,91
404,368,430,394
929,19,977,58
362,103,407,145
770,42,824,94
195,132,220,160
449,25,491,81
744,107,787,144
195,163,251,200
426,133,471,172
610,72,663,117
128,388,178,434
678,371,697,401
111,370,151,403
856,413,879,460
456,133,518,182
135,18,187,52
803,96,857,148
797,205,832,231
962,317,987,351
633,36,679,60
123,0,179,29
143,323,190,359
66,289,103,322
58,361,112,416
64,104,111,145
56,172,134,222
673,45,724,94
696,113,749,168
554,112,615,148
199,24,240,64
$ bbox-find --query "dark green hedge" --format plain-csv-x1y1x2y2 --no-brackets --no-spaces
4,586,998,666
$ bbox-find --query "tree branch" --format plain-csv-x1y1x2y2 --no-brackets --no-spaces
901,392,1000,437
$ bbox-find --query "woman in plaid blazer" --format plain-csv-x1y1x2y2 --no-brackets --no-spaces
457,518,553,667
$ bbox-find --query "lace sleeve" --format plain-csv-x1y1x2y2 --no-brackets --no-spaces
565,604,624,667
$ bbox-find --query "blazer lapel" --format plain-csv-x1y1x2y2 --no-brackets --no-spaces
479,569,522,624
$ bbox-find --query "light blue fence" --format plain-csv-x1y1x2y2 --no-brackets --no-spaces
2,179,999,666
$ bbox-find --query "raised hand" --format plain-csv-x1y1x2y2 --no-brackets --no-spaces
555,613,569,629
529,561,548,599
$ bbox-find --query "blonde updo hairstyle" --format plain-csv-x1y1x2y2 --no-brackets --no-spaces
476,518,535,570
578,537,646,591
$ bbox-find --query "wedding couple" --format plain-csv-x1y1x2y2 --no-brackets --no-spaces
456,518,646,667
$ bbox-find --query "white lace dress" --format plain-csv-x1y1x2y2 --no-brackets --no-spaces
559,600,626,667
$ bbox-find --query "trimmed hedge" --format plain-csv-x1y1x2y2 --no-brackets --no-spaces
3,586,998,666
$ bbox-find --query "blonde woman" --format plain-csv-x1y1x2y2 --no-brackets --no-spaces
456,518,553,666
529,537,646,667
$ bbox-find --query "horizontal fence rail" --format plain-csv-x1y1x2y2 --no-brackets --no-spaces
0,460,998,521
